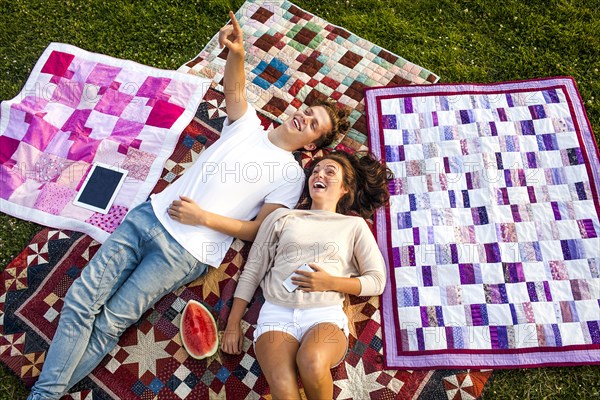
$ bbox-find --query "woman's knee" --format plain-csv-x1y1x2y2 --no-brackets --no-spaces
296,349,329,379
264,369,298,397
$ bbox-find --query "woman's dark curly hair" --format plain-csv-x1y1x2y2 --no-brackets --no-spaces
307,151,394,219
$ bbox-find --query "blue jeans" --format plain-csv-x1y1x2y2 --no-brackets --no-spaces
28,201,209,399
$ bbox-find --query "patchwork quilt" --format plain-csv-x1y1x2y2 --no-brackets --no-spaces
0,43,210,242
179,0,439,153
365,77,600,369
1,88,492,399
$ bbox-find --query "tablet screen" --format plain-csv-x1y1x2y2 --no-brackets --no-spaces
73,163,128,214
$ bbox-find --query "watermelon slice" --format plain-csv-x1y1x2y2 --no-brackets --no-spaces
179,300,218,359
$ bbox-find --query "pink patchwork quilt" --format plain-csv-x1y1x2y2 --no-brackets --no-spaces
366,77,600,369
0,43,210,242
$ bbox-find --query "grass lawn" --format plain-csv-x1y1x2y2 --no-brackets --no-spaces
1,0,599,398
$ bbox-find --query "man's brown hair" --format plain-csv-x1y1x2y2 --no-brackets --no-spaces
311,99,350,148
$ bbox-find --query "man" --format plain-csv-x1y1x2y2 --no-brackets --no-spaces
28,11,348,400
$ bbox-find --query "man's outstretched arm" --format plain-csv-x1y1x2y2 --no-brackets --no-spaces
219,11,247,123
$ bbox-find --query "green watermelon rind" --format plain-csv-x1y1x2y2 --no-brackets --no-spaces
179,300,219,360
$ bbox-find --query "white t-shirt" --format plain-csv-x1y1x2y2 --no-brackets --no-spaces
151,106,305,267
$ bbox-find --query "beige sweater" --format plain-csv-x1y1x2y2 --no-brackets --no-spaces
234,208,387,309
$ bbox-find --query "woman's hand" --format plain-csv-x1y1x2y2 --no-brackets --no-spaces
168,196,206,226
218,11,244,56
221,319,244,355
292,263,334,292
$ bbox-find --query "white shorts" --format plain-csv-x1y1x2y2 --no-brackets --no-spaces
254,301,350,367
254,300,349,343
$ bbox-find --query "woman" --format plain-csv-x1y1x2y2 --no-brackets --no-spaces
221,151,393,399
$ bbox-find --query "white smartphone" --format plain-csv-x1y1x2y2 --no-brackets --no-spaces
282,263,314,292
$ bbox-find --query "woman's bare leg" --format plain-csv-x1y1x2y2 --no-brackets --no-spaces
296,323,347,400
255,331,301,400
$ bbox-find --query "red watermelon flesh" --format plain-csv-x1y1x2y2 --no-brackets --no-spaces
180,300,218,359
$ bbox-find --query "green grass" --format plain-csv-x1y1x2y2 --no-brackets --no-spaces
1,0,599,398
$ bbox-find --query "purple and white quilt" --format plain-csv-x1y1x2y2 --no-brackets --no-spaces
365,77,600,369
0,43,210,242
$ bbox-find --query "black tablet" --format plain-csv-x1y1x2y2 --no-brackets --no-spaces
73,163,128,214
